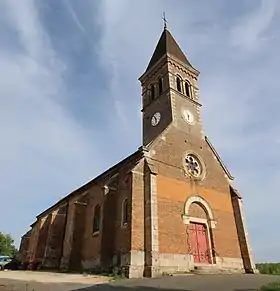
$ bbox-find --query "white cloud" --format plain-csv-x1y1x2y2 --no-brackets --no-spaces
96,0,164,130
0,0,102,243
64,0,88,39
0,0,97,169
230,0,277,51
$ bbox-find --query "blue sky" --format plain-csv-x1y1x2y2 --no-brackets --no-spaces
0,0,280,263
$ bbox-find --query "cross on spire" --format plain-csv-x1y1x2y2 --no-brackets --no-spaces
162,12,168,29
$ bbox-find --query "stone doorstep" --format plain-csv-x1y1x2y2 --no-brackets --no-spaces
171,273,194,276
193,265,244,275
112,263,249,278
161,271,195,277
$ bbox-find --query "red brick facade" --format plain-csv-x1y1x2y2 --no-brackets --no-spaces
19,28,257,277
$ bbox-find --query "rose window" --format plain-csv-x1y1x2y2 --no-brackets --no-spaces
185,154,202,178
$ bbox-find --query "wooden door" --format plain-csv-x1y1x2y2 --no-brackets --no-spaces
189,222,210,264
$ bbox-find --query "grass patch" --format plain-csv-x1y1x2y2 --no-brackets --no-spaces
260,282,280,291
108,273,126,281
82,270,126,281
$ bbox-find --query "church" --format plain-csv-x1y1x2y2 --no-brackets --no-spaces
18,26,257,278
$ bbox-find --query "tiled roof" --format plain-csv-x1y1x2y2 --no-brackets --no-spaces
146,28,192,71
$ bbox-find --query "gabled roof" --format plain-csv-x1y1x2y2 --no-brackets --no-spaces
205,136,234,180
34,148,145,221
21,230,32,238
146,28,192,72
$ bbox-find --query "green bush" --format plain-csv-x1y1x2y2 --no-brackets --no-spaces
256,263,280,275
0,232,17,257
260,282,280,291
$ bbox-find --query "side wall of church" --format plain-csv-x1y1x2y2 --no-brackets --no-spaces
35,215,51,263
26,222,40,264
24,163,139,273
25,204,67,270
42,205,67,269
81,171,132,272
18,231,31,264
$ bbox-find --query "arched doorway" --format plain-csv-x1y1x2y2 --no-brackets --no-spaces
182,196,217,265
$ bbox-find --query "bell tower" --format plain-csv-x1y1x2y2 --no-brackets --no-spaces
139,27,204,147
137,25,257,277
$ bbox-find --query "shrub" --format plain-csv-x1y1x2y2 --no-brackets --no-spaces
256,263,280,275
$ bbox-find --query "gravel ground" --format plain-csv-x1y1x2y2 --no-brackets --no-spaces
1,272,280,291
0,271,111,291
0,271,110,284
0,279,87,291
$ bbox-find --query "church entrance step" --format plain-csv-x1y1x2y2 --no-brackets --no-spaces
193,265,243,275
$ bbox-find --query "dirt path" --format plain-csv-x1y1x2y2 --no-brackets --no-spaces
0,270,112,290
0,271,110,284
2,272,280,291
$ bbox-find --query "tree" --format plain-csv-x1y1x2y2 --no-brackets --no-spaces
0,232,17,257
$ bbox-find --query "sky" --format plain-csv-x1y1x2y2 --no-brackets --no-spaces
0,0,280,263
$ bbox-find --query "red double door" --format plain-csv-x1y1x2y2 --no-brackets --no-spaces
189,222,211,264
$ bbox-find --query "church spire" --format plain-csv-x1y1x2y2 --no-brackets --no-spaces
145,27,193,72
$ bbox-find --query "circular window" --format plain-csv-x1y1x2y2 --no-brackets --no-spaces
184,154,203,178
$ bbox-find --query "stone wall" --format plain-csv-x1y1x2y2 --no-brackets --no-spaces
18,231,31,263
35,215,51,262
69,199,87,270
43,205,67,269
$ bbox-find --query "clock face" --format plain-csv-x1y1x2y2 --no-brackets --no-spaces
151,112,161,126
182,109,194,124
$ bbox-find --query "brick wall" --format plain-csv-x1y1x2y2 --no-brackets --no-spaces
189,202,207,219
43,206,67,268
18,231,31,263
60,200,75,270
81,171,132,271
27,223,40,262
69,201,87,270
82,185,103,267
156,174,241,259
100,187,118,268
35,215,51,262
131,163,145,252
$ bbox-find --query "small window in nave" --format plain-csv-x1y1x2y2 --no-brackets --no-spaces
93,204,101,233
122,198,128,226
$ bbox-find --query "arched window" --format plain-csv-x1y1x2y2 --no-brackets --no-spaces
93,204,101,233
150,84,155,100
185,81,190,97
158,77,163,95
122,198,128,226
176,76,182,93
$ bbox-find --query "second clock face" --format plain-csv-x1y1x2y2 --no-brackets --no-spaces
182,109,194,124
151,112,161,126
